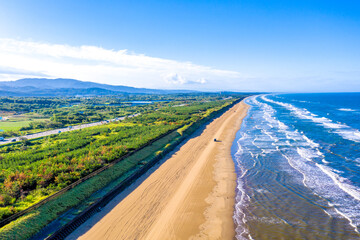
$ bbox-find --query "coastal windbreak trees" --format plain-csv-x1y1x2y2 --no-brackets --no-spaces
0,98,235,220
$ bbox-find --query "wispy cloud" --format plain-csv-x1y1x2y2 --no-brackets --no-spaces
164,73,207,85
0,39,240,89
0,66,49,77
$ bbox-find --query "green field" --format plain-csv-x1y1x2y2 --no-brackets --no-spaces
0,119,47,132
0,121,31,131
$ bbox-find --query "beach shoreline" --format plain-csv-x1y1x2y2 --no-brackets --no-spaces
69,100,249,240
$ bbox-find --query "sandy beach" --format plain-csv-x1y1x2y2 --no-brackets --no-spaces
70,100,249,240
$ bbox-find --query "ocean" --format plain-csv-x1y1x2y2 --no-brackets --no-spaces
233,93,360,240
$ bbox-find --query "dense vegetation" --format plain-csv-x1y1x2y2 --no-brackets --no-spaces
0,95,243,222
0,130,183,240
0,97,141,138
0,94,235,138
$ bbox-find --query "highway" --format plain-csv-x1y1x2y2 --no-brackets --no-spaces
0,113,139,145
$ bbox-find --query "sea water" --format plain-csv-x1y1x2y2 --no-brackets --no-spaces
233,93,360,240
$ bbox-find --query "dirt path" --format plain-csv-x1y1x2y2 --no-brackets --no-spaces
69,100,249,240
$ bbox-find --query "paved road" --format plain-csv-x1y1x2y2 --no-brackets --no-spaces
0,113,140,145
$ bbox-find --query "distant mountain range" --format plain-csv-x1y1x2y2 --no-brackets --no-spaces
0,78,195,96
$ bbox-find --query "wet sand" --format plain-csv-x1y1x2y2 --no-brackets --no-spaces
69,100,249,240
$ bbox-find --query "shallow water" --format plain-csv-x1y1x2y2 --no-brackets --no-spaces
233,93,360,240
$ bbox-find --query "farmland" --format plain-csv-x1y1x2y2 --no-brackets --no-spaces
0,120,34,132
0,94,245,227
0,94,232,139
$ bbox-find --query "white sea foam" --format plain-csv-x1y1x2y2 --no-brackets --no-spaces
322,122,343,129
289,98,312,104
261,129,279,142
261,95,360,143
234,171,254,240
338,108,356,112
234,95,360,237
354,158,360,167
257,216,289,225
296,147,318,161
334,208,360,234
322,159,330,164
234,187,250,239
281,138,360,233
234,96,261,240
302,135,320,148
247,95,360,233
316,164,360,202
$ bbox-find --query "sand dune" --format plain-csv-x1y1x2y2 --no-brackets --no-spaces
71,100,249,240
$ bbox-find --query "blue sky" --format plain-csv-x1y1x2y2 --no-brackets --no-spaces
0,0,359,92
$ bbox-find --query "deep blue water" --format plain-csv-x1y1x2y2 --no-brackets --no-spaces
233,93,360,240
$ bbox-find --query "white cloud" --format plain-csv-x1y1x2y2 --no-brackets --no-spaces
165,73,187,84
164,73,207,85
0,38,241,90
197,78,207,84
